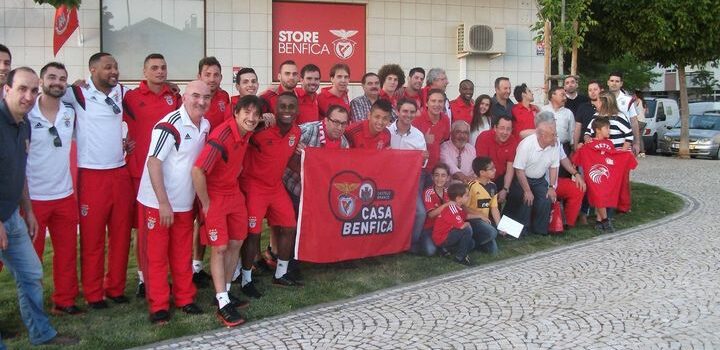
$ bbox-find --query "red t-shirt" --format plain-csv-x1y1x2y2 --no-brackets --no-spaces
317,86,350,118
431,203,467,245
242,123,302,188
194,118,251,195
259,85,296,115
412,111,450,170
449,97,474,124
400,87,423,110
344,120,391,150
510,103,539,139
205,89,231,131
423,186,449,229
571,139,637,208
474,129,519,181
379,89,397,108
122,81,181,179
295,87,320,125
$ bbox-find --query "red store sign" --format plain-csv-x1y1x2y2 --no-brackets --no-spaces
272,2,366,83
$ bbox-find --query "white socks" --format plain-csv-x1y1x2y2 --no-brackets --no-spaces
137,271,144,283
192,260,203,273
241,269,252,287
232,263,242,282
216,292,230,309
275,259,289,279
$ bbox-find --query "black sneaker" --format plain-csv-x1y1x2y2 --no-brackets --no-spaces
107,294,129,304
216,304,245,327
180,303,203,315
241,281,263,299
52,305,85,316
192,270,212,288
211,292,250,309
150,309,171,324
454,255,472,266
136,282,146,298
437,247,451,258
594,221,605,234
602,219,615,233
272,273,304,287
88,300,109,309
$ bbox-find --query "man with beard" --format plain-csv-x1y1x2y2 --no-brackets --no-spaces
123,53,181,297
137,80,211,324
440,121,476,183
574,80,602,149
318,63,351,118
0,44,10,99
239,92,303,297
475,115,518,204
397,67,425,109
191,95,263,327
26,62,82,315
63,53,134,309
449,80,475,124
491,77,514,118
295,64,321,124
1,67,79,347
260,60,299,115
350,73,380,122
563,75,589,116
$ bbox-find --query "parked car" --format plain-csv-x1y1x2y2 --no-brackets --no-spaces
689,101,720,115
658,113,720,159
643,97,680,154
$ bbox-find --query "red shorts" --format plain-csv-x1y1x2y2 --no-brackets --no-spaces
241,182,296,234
200,191,248,246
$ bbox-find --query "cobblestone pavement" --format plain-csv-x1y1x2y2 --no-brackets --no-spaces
142,156,720,350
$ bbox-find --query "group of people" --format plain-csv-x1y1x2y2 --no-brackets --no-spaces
0,41,641,347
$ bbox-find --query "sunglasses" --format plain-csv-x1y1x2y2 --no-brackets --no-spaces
105,96,121,114
48,126,62,147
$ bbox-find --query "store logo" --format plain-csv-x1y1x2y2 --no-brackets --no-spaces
329,29,358,60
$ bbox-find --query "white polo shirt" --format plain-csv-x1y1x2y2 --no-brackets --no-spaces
616,91,637,119
388,121,427,151
62,78,126,169
513,133,560,179
26,96,76,200
137,105,210,212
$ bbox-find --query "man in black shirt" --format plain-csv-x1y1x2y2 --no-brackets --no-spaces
564,75,589,117
573,80,602,149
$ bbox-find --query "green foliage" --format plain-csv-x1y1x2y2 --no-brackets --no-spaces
691,69,719,99
579,53,661,91
531,0,597,55
33,0,81,8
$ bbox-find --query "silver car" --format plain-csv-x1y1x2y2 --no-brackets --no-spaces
659,113,720,159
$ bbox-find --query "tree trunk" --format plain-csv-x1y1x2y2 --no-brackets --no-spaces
678,66,690,159
570,21,578,76
544,21,552,97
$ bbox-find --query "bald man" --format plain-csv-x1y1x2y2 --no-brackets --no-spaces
136,80,212,323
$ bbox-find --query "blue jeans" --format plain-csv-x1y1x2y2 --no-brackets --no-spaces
503,177,551,235
0,210,57,346
439,226,475,260
468,219,499,254
409,190,430,255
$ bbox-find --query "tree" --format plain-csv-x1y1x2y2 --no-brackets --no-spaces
33,0,81,7
594,0,720,158
691,69,719,100
578,53,660,92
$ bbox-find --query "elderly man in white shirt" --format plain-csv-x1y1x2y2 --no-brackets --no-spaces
503,111,559,236
542,86,575,154
440,120,476,183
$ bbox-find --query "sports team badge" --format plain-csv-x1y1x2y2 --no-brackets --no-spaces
147,216,156,230
329,29,358,60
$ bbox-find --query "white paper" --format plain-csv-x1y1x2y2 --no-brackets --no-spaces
497,215,523,238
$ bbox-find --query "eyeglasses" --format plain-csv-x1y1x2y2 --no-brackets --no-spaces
105,96,121,114
48,126,62,147
327,118,349,127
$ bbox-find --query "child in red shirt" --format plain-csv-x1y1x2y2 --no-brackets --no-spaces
431,182,475,265
418,163,451,256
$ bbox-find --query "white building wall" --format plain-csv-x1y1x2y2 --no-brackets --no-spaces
2,0,543,100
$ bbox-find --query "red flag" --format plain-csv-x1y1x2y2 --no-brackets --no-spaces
53,5,79,56
296,148,423,263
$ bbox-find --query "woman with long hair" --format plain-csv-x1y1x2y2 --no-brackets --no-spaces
469,94,493,146
586,91,633,151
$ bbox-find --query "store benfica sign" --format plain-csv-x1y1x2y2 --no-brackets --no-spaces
272,2,366,83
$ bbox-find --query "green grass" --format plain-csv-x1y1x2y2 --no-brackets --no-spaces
0,182,683,349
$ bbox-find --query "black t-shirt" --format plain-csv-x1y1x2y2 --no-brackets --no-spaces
575,102,597,144
565,94,590,117
0,100,30,221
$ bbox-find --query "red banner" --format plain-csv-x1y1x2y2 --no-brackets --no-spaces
296,148,423,263
53,5,79,56
272,2,366,83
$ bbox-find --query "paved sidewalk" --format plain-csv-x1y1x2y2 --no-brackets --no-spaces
142,156,720,349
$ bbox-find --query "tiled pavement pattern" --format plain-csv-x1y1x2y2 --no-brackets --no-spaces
142,156,720,350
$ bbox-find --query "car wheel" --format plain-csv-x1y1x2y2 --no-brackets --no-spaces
712,148,719,160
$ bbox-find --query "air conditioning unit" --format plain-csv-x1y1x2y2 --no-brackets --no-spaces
457,23,506,58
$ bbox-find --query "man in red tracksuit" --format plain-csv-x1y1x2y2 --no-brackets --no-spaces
192,56,231,287
123,53,181,298
192,95,263,327
136,80,211,324
62,52,133,309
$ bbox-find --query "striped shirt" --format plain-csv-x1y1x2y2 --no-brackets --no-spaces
585,114,633,149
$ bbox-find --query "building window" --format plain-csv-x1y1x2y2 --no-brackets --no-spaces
101,0,205,81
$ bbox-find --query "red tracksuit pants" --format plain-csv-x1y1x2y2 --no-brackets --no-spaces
31,195,79,307
556,177,584,227
137,204,196,313
78,167,133,302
